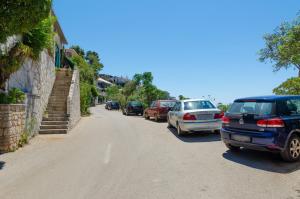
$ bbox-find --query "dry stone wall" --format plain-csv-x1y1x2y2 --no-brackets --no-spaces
0,105,25,153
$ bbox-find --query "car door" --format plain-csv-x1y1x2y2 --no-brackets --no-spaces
170,102,181,125
148,101,156,117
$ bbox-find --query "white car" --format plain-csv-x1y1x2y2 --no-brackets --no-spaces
167,99,222,136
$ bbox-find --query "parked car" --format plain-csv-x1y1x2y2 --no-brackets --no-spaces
123,101,144,116
105,101,112,110
144,100,177,121
167,99,222,136
106,101,120,110
221,95,300,162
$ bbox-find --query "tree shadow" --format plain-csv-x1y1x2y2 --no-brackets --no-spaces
167,127,221,143
0,161,5,170
222,149,300,174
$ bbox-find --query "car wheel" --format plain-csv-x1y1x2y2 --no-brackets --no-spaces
154,114,159,122
225,143,240,151
177,123,186,136
281,134,300,162
214,130,221,134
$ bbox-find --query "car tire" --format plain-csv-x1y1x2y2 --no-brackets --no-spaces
144,113,149,120
225,143,240,151
154,114,159,122
214,130,221,134
280,134,300,162
177,123,186,136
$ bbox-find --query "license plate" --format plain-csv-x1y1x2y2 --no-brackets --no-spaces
231,134,251,143
197,114,213,120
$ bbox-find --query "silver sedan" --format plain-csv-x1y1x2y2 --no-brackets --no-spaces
167,99,222,136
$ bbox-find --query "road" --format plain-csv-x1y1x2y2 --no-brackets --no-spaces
1,105,300,199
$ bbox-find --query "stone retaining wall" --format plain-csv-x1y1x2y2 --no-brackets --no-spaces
0,105,25,153
67,69,81,129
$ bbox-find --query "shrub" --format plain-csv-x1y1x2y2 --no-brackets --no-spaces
0,88,25,104
80,82,92,115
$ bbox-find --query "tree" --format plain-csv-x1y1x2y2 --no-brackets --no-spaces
217,103,230,112
70,45,85,57
259,14,300,76
273,77,300,95
0,0,52,43
85,51,104,76
179,95,189,100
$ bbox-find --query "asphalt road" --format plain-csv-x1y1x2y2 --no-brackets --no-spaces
1,105,300,199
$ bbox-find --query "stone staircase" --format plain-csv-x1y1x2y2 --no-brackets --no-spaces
39,70,72,134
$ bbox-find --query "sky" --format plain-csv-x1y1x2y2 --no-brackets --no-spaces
53,0,300,103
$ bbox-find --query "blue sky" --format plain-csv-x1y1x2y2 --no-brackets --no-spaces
53,0,300,103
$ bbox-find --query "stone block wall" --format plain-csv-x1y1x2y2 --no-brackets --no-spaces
8,50,56,137
67,69,81,129
0,105,25,153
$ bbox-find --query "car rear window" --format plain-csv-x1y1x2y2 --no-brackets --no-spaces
184,100,215,110
228,101,274,116
111,102,119,105
160,101,176,108
130,101,142,106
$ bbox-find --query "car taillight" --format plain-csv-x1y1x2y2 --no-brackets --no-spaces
183,113,197,120
257,118,285,128
214,112,224,119
222,116,230,124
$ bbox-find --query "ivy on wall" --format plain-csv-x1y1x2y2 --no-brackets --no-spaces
0,0,52,43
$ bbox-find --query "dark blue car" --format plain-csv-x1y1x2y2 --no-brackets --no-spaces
221,95,300,162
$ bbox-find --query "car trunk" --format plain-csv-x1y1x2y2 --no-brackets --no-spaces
226,113,265,131
186,109,220,120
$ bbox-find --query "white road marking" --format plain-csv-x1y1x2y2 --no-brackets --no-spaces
104,144,112,164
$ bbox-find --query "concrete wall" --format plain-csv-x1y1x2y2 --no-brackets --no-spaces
67,69,81,129
8,50,56,137
0,105,25,153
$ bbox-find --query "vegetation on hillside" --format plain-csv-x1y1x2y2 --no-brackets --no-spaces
70,45,103,115
106,72,171,109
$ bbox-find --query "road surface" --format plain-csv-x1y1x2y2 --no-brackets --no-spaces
1,105,300,199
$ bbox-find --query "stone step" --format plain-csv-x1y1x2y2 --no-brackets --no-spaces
47,107,66,112
47,104,67,109
39,129,68,134
40,125,68,130
47,113,68,117
42,117,68,121
42,121,68,125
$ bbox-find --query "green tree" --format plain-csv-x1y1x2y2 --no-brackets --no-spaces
0,0,52,43
273,77,300,95
179,95,189,100
85,51,104,77
259,14,300,76
70,45,85,57
217,103,230,112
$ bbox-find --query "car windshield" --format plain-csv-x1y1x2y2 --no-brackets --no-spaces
184,100,215,110
111,102,119,106
160,101,176,108
228,101,274,115
130,101,142,106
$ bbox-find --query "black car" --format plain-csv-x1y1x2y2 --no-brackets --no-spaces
221,95,300,162
106,101,120,110
123,101,144,116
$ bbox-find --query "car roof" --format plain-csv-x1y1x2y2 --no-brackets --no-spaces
235,95,300,102
180,98,207,102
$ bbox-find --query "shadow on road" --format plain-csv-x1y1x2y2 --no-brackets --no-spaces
223,149,300,174
0,161,5,170
167,127,221,143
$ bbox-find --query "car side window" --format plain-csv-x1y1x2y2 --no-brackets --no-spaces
172,102,181,111
277,99,300,116
150,101,156,108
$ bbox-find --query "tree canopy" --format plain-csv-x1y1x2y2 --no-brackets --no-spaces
273,77,300,95
259,15,300,76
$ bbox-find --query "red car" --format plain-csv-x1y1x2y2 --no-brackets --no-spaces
144,100,177,122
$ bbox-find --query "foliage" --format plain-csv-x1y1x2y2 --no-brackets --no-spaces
85,51,104,77
273,77,300,95
18,132,29,147
179,95,189,100
0,15,55,89
217,103,231,112
0,43,30,89
22,16,56,59
106,72,171,109
70,45,85,57
259,14,300,76
72,55,94,84
0,0,52,43
0,88,25,104
91,85,99,98
80,82,92,115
